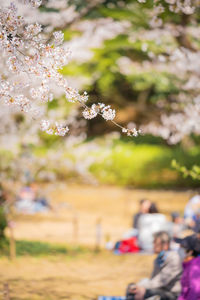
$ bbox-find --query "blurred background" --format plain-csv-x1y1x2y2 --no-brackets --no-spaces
0,0,200,299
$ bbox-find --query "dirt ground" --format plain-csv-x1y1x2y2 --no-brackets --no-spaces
0,252,154,300
0,184,195,300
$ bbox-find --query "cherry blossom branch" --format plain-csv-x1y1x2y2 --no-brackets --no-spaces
0,1,140,138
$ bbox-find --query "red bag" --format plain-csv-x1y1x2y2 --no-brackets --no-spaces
118,237,140,253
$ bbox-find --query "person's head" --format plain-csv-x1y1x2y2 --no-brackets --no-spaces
153,231,171,254
175,234,200,261
149,202,159,214
139,199,151,214
171,211,182,224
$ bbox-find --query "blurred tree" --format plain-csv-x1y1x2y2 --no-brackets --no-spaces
59,0,200,142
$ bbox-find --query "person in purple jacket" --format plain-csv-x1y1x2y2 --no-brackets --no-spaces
175,234,200,300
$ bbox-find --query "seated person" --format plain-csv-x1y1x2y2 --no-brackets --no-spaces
15,185,36,213
184,194,200,228
16,184,50,213
126,231,182,300
133,199,151,229
137,204,169,251
174,234,200,300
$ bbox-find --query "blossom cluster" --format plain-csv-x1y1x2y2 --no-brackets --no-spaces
82,103,116,121
40,120,69,136
82,103,140,136
142,98,200,144
138,0,198,14
122,127,141,137
138,0,199,29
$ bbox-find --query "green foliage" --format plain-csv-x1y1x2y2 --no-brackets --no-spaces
39,6,59,13
127,71,179,94
63,29,82,41
89,139,200,188
38,132,61,149
99,5,149,27
28,135,200,188
172,160,200,181
0,238,9,254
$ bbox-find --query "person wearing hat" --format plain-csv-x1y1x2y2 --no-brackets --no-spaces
175,234,200,300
